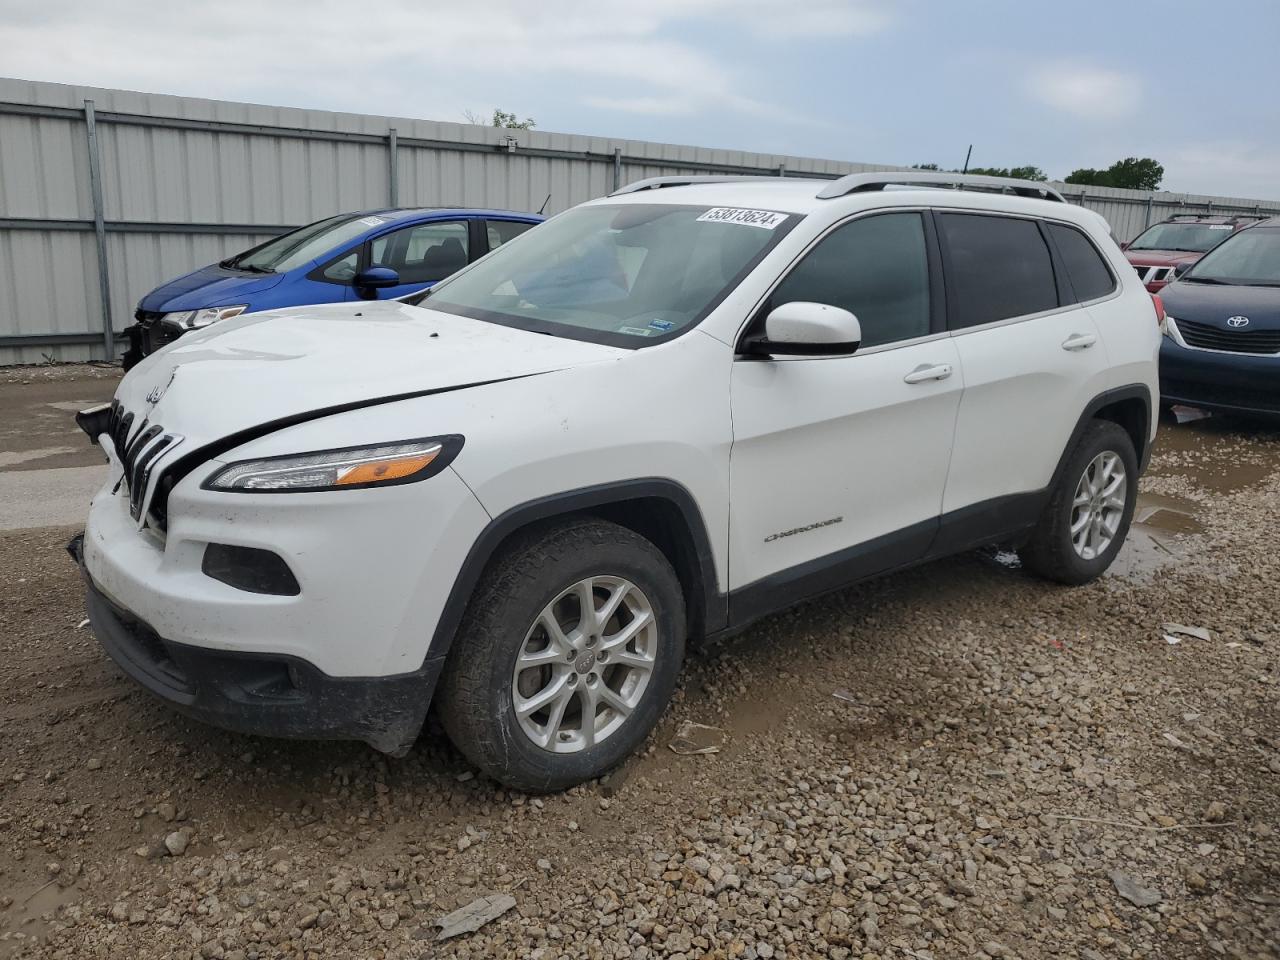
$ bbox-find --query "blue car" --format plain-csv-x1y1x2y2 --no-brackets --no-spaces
1159,217,1280,420
122,207,543,368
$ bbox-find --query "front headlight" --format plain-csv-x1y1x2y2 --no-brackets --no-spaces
162,305,248,331
204,437,463,492
1164,315,1180,339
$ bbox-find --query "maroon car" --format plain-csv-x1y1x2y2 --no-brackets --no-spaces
1123,214,1266,293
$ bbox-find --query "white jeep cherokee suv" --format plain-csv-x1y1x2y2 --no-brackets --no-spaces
72,172,1161,792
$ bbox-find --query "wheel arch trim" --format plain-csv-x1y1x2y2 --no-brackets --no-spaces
1052,383,1153,489
429,478,725,659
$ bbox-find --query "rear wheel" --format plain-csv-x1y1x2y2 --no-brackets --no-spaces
437,519,685,792
1021,420,1138,584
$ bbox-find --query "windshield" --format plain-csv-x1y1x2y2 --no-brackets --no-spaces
225,214,390,273
1186,227,1280,285
421,203,795,345
1129,221,1234,253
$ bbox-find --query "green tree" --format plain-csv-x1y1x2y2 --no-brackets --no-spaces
1064,157,1163,191
967,165,1048,182
463,109,536,130
491,109,535,130
912,163,1047,181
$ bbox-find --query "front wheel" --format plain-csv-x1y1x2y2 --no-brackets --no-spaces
437,519,686,792
1020,420,1138,585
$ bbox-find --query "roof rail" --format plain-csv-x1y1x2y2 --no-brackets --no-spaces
816,171,1066,203
610,175,787,196
1167,212,1270,221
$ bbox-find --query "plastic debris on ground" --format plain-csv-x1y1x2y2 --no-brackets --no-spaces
668,721,725,756
1161,623,1211,644
434,894,517,941
1110,870,1163,907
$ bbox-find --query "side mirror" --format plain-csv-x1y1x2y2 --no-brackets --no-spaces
1173,261,1193,278
743,302,862,357
354,266,401,295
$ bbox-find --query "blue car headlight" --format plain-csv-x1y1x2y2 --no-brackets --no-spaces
162,305,248,331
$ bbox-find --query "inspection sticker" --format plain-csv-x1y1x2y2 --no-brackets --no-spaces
1209,224,1232,230
696,207,788,230
358,216,388,228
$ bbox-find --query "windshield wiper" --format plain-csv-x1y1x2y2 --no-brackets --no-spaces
1181,276,1228,284
238,264,275,274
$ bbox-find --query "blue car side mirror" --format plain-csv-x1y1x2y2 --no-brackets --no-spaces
355,266,401,291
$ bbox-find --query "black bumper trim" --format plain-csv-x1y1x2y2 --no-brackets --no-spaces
68,533,441,755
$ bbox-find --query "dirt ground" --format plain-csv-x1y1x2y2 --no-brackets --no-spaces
0,367,1277,960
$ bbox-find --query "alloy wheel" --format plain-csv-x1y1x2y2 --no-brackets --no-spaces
511,576,658,753
1069,451,1128,560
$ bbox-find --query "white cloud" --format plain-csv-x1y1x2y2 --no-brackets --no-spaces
1029,61,1141,121
0,0,895,123
1160,141,1280,202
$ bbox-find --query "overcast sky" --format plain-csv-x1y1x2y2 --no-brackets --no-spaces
2,0,1278,200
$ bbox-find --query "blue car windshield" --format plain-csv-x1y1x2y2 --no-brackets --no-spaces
227,214,392,273
1187,227,1280,285
422,203,795,345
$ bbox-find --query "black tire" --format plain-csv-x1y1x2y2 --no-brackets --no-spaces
1020,420,1138,585
437,518,685,792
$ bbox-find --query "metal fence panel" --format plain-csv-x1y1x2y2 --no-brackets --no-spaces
3,76,1280,364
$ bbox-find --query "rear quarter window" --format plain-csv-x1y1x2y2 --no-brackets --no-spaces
938,213,1059,328
1047,223,1116,302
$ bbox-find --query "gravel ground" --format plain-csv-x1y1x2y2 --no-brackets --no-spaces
0,392,1277,960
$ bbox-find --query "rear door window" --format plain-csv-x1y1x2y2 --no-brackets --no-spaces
486,219,535,251
1047,223,1116,302
938,213,1059,329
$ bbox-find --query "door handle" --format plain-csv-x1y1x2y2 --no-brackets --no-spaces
903,363,953,384
1062,333,1097,351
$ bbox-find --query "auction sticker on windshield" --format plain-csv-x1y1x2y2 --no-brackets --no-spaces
696,207,788,229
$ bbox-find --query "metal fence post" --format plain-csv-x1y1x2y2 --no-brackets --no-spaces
83,99,114,360
612,148,622,192
1143,194,1153,228
387,127,399,206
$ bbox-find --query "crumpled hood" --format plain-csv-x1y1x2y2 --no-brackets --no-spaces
137,263,286,312
115,300,626,454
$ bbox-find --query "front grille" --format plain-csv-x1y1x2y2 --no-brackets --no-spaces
106,402,184,521
133,309,182,355
1176,318,1280,355
1135,265,1175,286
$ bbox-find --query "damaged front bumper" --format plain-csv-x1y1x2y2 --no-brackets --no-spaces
67,532,443,755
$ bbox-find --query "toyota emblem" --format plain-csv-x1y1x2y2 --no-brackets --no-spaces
1227,316,1250,327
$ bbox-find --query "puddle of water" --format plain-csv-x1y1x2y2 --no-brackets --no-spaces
1133,492,1204,535
1107,492,1204,580
1152,417,1280,495
1107,526,1180,580
0,879,81,958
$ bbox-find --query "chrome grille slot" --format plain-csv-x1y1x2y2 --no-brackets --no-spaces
1176,319,1280,355
107,403,184,521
